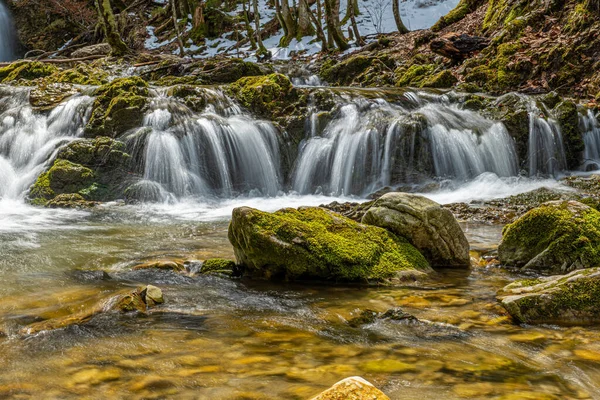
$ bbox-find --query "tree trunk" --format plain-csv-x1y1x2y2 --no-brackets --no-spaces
170,0,186,56
347,0,363,45
280,0,298,46
341,0,359,24
307,0,328,50
242,0,257,49
392,0,409,34
298,0,315,37
324,0,348,50
253,0,268,56
95,0,129,56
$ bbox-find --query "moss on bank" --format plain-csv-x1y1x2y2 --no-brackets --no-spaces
228,206,432,283
0,62,58,84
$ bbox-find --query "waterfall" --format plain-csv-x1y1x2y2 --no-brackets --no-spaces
292,92,519,196
0,0,16,62
125,89,282,201
582,110,600,170
0,88,93,200
528,113,567,177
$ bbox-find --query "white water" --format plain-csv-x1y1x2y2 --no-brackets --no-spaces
528,113,566,177
0,88,93,200
582,110,600,170
125,90,281,201
0,0,16,62
293,92,519,196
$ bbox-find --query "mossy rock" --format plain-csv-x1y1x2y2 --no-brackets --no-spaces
29,82,80,110
498,201,600,274
86,77,149,137
0,61,58,84
395,64,437,87
554,100,584,170
46,64,109,86
29,159,95,202
46,193,97,209
197,58,266,84
228,73,295,116
319,56,374,86
228,206,432,283
420,70,458,89
498,267,600,325
57,137,130,168
201,258,237,275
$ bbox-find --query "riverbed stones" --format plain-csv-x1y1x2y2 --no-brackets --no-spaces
228,206,432,283
498,267,600,325
362,193,470,268
310,376,390,400
498,201,600,273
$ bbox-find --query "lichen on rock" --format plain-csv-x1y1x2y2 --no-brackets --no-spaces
228,206,432,283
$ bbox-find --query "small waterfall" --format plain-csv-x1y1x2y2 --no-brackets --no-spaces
0,0,16,62
292,92,519,196
582,110,600,170
0,88,93,200
528,113,566,177
125,89,282,201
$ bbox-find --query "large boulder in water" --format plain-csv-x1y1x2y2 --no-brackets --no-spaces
498,268,600,325
362,193,470,268
498,201,600,274
228,206,432,283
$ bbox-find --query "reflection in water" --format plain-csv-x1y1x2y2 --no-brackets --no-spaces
1,201,600,399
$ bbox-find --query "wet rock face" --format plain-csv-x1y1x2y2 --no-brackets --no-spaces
228,206,432,284
498,268,600,325
362,193,470,268
310,376,390,400
498,201,600,274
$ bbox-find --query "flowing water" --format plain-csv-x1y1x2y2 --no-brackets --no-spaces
1,84,600,399
0,0,16,62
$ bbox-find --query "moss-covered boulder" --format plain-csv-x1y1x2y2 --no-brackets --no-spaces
420,70,458,89
0,61,58,84
46,64,109,86
228,206,432,283
498,267,600,325
196,58,267,84
498,201,600,273
362,193,470,268
228,73,296,117
29,137,131,206
29,160,95,203
29,82,80,110
86,77,149,137
201,258,236,275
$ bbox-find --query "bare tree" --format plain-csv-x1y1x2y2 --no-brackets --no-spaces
170,0,186,56
364,0,388,34
253,0,269,57
324,0,348,50
392,0,409,34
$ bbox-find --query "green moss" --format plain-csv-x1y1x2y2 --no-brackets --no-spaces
201,258,236,274
499,201,600,273
395,64,436,87
47,64,109,86
319,56,374,86
29,159,95,203
228,206,431,283
565,3,594,33
228,73,294,115
431,0,480,32
86,77,149,137
420,70,458,88
0,62,59,84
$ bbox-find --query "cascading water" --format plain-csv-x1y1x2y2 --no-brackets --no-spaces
125,89,282,201
0,0,16,62
528,111,567,177
0,88,93,200
292,92,519,196
582,110,600,170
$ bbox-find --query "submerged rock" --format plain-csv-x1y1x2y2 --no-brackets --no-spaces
362,193,470,268
22,285,164,335
498,268,600,325
228,206,432,283
348,307,417,327
310,376,390,400
498,201,600,273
